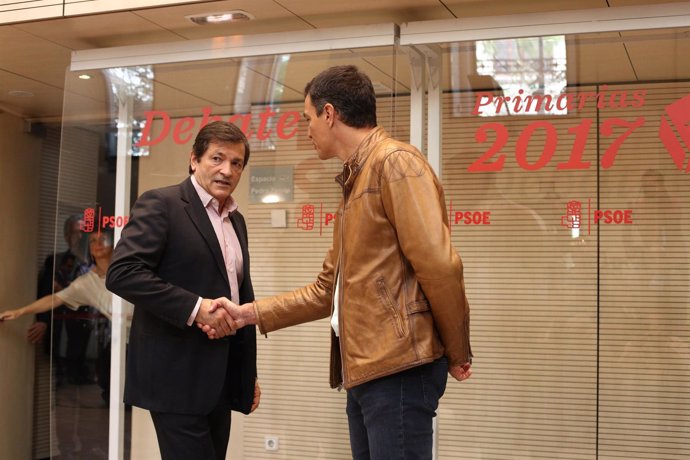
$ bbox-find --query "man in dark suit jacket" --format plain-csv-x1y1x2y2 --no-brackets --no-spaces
106,121,259,460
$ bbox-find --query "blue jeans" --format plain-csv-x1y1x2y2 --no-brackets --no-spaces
346,357,448,460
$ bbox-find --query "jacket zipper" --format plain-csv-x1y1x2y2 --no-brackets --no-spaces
376,278,406,338
337,199,347,389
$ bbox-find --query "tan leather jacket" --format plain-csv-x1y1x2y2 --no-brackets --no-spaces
255,127,471,389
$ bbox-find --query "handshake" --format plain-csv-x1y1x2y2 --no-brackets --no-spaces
195,297,257,339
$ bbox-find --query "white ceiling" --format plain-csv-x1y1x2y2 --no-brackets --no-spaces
1,0,689,122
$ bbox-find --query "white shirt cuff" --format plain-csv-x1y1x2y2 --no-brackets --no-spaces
187,297,203,326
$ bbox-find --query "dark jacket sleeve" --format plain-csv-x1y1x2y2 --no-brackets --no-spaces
106,189,199,329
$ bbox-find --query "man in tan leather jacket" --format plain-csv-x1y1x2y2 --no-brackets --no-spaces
205,65,472,460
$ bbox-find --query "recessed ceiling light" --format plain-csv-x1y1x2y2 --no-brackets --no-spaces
8,90,34,97
186,10,254,25
78,74,92,80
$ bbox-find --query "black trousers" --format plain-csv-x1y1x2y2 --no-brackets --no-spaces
150,405,232,460
149,360,234,460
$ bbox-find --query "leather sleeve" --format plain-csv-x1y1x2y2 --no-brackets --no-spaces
379,148,472,366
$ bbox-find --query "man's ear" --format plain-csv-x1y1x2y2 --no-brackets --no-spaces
189,151,196,173
324,103,336,127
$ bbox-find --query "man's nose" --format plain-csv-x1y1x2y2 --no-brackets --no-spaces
219,161,232,175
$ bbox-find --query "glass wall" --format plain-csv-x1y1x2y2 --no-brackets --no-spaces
54,23,689,460
52,63,130,459
57,45,407,458
439,29,690,460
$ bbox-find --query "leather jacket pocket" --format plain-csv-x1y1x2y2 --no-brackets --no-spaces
375,276,407,338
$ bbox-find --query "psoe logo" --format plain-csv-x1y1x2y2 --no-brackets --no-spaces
561,200,582,230
561,200,633,235
297,204,337,236
447,201,491,233
80,207,129,233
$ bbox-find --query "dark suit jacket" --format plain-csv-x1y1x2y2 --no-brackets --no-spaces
106,177,257,415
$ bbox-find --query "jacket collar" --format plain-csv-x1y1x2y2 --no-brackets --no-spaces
180,177,231,287
335,126,388,193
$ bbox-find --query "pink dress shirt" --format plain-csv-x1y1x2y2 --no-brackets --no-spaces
186,175,244,325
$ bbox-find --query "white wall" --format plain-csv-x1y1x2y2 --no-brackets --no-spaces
0,112,43,459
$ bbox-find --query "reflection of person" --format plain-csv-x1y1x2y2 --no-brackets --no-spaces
23,230,131,401
624,169,689,350
105,121,260,460
33,214,94,384
629,169,683,262
3,230,125,403
2,230,117,456
208,65,472,459
1,231,118,323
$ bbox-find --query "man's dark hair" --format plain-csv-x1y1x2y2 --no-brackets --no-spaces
304,65,377,129
63,214,83,238
189,121,251,174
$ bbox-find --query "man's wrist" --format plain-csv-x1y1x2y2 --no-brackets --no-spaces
248,301,258,324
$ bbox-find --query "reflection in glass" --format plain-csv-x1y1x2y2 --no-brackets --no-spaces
104,66,154,157
474,36,567,116
236,55,291,152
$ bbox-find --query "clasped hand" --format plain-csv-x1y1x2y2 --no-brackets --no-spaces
195,297,255,339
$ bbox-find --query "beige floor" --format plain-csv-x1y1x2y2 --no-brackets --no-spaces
38,376,130,459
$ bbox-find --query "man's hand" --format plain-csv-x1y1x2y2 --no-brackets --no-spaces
1,312,48,345
197,298,258,339
27,321,48,344
194,298,238,339
449,362,472,382
251,380,261,413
